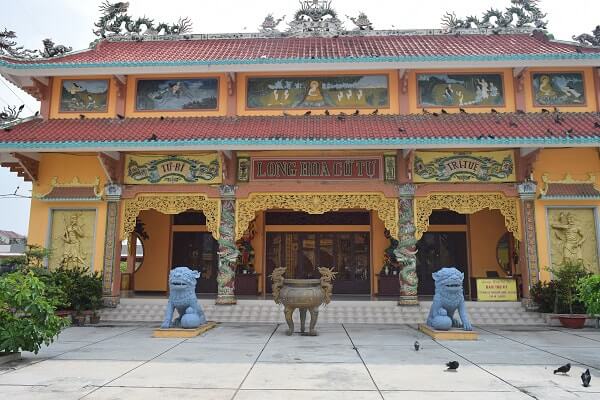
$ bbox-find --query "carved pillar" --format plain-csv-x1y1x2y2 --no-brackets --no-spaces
102,184,122,307
395,184,419,305
518,181,539,299
216,184,240,305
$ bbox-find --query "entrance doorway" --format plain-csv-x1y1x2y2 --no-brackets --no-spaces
416,211,469,297
170,211,218,293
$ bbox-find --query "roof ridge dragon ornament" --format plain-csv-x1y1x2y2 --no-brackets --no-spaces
93,1,192,40
573,26,600,47
286,0,345,37
0,29,71,59
441,0,548,32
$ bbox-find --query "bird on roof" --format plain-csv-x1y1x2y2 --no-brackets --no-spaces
371,109,379,115
422,108,431,115
459,108,467,114
304,111,312,116
324,109,330,115
441,109,448,114
148,134,158,141
353,110,360,116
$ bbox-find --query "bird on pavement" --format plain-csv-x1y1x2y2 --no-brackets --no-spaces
554,363,571,375
581,369,591,387
414,341,420,351
446,361,459,371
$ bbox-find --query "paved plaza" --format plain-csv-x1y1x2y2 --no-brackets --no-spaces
0,323,598,399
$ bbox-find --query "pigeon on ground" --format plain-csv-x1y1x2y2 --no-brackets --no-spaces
554,363,571,375
581,369,591,387
446,361,459,371
414,341,420,351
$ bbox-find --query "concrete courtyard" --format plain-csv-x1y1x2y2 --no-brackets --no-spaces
0,323,598,399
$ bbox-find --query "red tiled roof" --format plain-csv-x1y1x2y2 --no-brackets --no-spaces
1,112,600,147
2,34,598,66
543,183,600,199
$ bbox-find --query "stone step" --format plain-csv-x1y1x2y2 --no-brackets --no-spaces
100,299,546,325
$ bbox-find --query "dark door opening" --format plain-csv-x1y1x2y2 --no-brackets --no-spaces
416,232,469,297
265,232,370,295
171,232,218,293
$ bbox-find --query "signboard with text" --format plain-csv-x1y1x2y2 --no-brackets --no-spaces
413,150,515,183
125,154,222,185
251,157,382,181
476,278,518,301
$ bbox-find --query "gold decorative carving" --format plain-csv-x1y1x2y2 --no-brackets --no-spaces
236,192,398,240
38,176,102,198
547,208,599,272
121,194,220,240
415,192,521,240
48,209,97,270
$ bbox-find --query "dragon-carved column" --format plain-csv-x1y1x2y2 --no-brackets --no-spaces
216,184,240,305
395,183,419,305
518,181,539,301
101,184,122,308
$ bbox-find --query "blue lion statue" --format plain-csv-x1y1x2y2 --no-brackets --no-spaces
426,267,472,331
161,267,207,329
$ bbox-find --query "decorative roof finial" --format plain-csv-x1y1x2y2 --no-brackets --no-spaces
347,12,373,31
441,0,548,31
259,14,286,34
0,104,24,126
1,29,71,59
573,25,600,47
287,0,344,37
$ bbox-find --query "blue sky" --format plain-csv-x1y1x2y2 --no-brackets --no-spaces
1,0,599,235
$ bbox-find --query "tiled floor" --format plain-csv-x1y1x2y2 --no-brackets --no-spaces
0,323,598,399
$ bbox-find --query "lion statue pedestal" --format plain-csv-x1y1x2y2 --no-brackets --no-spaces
271,267,336,336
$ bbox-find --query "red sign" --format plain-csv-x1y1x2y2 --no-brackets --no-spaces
251,157,381,180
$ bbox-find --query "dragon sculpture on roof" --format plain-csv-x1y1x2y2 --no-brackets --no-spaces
573,26,600,47
93,1,192,39
442,0,547,31
0,29,71,59
287,0,344,37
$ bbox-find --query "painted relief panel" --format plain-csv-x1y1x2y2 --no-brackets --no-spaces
125,154,222,184
135,78,219,111
60,80,109,112
413,150,515,183
246,75,389,109
48,210,96,270
532,72,586,106
547,208,599,273
417,73,504,107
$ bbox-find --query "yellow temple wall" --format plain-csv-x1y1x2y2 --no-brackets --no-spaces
133,209,171,292
532,148,600,281
468,209,510,278
27,154,109,272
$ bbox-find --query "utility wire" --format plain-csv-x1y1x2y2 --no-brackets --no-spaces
0,78,35,113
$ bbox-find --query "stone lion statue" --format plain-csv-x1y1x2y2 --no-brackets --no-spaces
161,267,207,329
426,267,472,331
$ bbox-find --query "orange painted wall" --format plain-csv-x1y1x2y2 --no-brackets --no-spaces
468,209,510,278
27,154,109,273
49,76,118,119
532,148,600,281
523,67,597,113
371,213,387,294
236,70,399,116
124,73,228,118
133,209,171,292
407,68,516,114
251,211,265,294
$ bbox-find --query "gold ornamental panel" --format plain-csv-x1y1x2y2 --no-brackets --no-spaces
415,192,521,240
121,194,220,240
236,192,398,241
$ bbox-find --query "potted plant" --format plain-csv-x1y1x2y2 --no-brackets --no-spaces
549,261,590,328
578,274,600,328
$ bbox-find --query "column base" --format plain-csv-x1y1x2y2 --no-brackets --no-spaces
102,295,120,308
215,295,237,305
398,295,419,306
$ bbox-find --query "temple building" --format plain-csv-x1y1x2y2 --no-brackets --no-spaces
1,1,599,308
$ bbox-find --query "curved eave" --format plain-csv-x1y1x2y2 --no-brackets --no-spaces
1,136,599,153
2,53,600,76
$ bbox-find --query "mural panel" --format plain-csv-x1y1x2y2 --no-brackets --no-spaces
532,72,586,106
136,78,219,111
246,75,389,109
48,209,97,270
417,73,505,107
60,80,109,112
547,208,599,273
